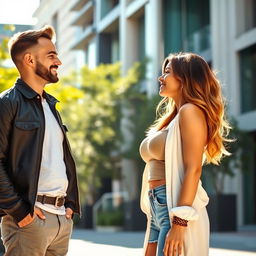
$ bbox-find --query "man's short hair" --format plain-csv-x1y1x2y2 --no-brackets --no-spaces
8,25,55,65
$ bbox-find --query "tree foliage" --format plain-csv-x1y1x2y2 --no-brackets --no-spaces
203,118,255,194
0,25,18,92
0,25,144,205
46,62,144,204
0,67,18,92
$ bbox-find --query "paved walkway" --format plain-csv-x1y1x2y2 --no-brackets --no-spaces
1,228,255,255
68,229,256,256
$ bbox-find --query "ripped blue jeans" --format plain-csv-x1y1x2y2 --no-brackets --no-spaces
148,185,171,256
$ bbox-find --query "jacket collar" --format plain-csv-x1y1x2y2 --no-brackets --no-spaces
15,78,59,104
15,78,37,99
43,90,59,104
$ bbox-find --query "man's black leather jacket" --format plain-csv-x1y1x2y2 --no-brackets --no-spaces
0,79,80,223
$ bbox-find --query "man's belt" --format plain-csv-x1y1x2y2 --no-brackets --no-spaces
36,195,65,207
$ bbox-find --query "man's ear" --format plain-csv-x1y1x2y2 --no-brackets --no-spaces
23,53,35,67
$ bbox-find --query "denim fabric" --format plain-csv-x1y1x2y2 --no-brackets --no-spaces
148,185,171,256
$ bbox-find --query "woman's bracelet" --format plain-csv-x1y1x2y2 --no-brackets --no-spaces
172,216,188,227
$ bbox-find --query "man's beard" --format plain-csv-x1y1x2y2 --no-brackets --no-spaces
35,60,59,83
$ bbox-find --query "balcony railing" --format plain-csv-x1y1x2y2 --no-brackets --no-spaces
72,0,94,27
71,0,90,11
93,191,129,229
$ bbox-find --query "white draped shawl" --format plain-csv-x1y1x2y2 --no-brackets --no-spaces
140,114,210,256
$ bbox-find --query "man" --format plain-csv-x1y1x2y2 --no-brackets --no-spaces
0,25,80,256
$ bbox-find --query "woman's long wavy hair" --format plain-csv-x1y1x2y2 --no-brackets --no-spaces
149,52,231,165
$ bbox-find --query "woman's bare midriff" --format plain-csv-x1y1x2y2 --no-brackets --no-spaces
148,179,166,189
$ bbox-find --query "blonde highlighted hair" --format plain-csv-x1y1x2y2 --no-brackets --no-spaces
149,52,231,165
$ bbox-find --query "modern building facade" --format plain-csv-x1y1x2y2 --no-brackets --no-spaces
210,0,256,227
34,0,85,76
34,0,256,228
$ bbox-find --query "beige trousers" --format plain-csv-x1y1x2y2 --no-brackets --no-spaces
1,210,73,256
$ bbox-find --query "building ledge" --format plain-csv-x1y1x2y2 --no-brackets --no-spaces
235,27,256,51
71,0,90,11
72,25,96,50
126,0,148,19
98,5,120,33
72,1,94,27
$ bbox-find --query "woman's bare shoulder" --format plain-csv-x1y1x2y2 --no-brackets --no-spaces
179,104,208,150
179,103,206,123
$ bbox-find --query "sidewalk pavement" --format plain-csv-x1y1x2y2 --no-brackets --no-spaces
68,229,256,256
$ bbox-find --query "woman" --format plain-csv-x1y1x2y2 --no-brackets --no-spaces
140,52,230,256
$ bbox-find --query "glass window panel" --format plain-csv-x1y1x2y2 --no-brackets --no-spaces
111,31,120,63
101,0,119,19
243,132,256,224
237,0,256,35
163,0,210,55
185,0,210,52
163,0,182,55
240,44,256,113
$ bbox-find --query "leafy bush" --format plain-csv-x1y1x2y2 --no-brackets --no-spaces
97,208,124,226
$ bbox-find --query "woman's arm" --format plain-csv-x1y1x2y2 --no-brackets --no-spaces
178,103,207,206
164,103,208,256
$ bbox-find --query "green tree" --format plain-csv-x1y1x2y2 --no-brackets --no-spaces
0,24,145,207
0,67,18,92
0,25,18,92
46,62,143,205
203,118,255,194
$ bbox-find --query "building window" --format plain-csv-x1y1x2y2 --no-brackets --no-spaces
111,31,120,63
101,0,119,19
98,31,119,64
185,0,210,53
163,0,210,55
237,0,256,35
243,132,256,224
240,44,256,113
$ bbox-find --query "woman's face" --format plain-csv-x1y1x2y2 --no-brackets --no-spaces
158,62,182,98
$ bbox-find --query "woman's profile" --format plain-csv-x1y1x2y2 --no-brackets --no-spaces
139,52,231,256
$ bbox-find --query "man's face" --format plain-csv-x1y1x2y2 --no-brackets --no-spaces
35,59,59,83
33,37,62,83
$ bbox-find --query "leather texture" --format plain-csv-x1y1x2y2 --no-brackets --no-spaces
0,79,80,223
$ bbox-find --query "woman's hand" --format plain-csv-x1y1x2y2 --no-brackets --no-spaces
164,224,186,256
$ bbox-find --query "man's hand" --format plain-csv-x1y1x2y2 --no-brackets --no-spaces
65,207,73,219
17,207,45,227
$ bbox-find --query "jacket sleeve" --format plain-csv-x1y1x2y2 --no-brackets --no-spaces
0,97,30,223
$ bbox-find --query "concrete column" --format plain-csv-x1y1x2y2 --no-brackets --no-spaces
95,0,101,64
210,0,231,94
119,0,140,201
210,0,244,226
145,0,164,96
120,0,139,73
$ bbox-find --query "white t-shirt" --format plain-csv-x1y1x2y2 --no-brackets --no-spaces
35,99,68,215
